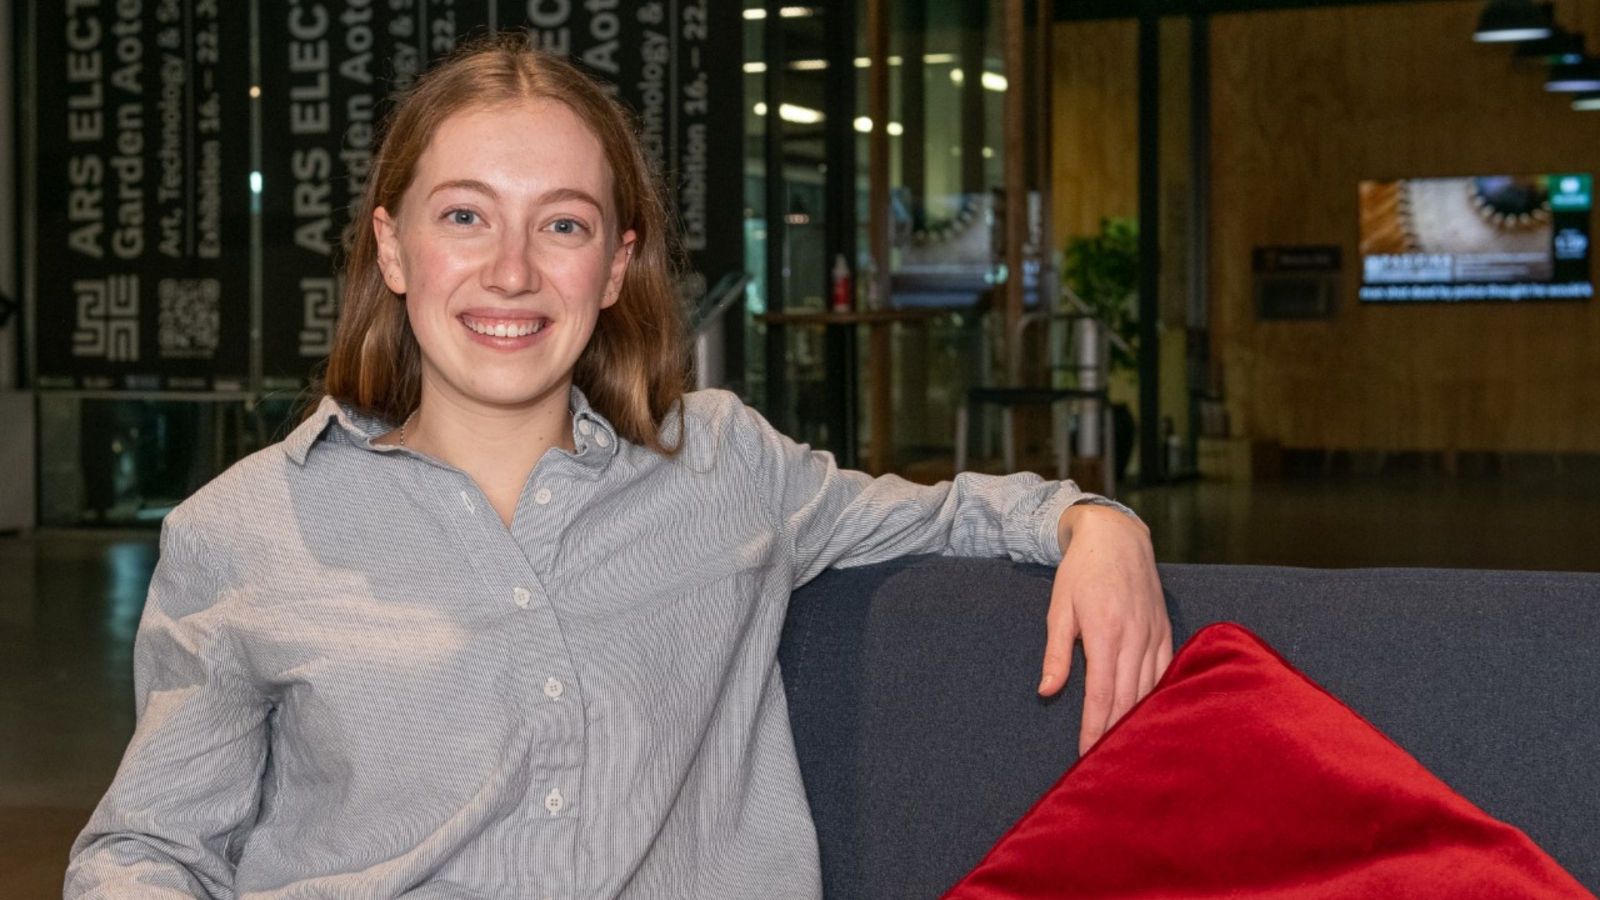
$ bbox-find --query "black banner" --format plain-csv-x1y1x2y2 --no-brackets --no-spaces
250,2,743,387
513,0,745,309
258,0,491,387
34,0,252,391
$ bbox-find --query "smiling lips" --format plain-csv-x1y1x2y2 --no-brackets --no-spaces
459,313,549,339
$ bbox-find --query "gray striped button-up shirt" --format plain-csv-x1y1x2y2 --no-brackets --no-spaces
67,388,1117,899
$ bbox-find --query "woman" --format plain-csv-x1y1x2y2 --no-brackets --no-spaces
67,33,1170,899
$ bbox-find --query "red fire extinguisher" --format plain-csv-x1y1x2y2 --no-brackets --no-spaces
831,254,853,313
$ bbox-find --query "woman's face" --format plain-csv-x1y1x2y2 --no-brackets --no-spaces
374,99,635,417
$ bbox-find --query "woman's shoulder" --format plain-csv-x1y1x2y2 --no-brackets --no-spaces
164,441,300,536
171,396,380,528
640,389,766,474
678,387,747,426
674,389,777,448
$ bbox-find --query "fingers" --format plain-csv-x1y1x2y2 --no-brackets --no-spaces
1083,619,1168,755
1109,629,1143,730
1038,601,1078,698
1078,633,1116,755
1139,644,1158,698
1142,618,1173,696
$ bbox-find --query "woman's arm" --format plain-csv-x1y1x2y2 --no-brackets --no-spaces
722,395,1115,585
65,517,271,898
723,393,1171,750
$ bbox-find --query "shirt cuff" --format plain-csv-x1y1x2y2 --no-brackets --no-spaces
1036,485,1142,562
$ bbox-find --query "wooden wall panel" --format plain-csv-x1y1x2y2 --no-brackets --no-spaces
1210,1,1600,452
1052,20,1139,243
1053,18,1209,447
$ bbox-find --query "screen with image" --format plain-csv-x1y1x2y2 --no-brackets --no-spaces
1358,174,1592,303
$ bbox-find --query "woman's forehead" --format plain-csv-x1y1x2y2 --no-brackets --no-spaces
413,99,616,203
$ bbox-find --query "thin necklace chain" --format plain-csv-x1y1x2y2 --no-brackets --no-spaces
399,410,417,448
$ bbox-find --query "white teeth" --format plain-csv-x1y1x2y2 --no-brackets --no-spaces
465,318,545,338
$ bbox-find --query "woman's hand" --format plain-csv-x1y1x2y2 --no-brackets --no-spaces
1040,503,1173,755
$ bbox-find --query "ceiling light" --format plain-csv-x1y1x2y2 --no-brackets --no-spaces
853,116,904,134
1573,92,1600,111
1473,1,1554,43
779,103,824,124
752,102,826,124
1546,58,1600,91
852,56,904,67
1513,27,1585,64
742,6,815,19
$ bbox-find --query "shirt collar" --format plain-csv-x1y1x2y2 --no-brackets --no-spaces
281,386,623,470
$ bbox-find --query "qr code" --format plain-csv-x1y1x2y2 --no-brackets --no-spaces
158,278,221,359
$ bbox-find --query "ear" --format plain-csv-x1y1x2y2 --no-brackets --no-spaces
373,207,408,295
602,228,636,310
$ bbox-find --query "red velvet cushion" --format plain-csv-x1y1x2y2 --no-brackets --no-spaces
945,623,1592,899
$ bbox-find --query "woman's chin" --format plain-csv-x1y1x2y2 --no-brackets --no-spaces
449,380,570,412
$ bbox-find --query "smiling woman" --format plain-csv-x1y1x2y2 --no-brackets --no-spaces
370,100,637,468
323,32,688,458
64,30,1170,900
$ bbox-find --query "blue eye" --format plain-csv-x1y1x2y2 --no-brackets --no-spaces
446,209,478,226
551,218,584,235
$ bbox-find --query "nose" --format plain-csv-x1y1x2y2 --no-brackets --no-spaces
483,226,541,295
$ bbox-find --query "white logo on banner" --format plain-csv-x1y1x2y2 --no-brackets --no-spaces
73,276,140,362
299,277,339,357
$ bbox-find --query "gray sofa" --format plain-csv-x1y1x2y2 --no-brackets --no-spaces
779,556,1600,898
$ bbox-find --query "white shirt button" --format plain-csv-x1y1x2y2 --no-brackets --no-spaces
577,419,593,436
594,431,611,448
534,487,553,505
544,787,565,815
512,587,531,608
543,677,565,700
460,490,475,512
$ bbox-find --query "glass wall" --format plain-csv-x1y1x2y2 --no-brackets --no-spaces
742,0,1021,477
742,1,851,454
877,0,1007,475
1050,10,1202,486
740,0,1196,489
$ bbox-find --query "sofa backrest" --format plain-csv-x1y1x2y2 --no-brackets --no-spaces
779,556,1600,899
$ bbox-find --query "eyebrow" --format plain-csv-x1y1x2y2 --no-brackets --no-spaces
427,180,604,212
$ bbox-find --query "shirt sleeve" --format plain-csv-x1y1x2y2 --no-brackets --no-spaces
721,394,1140,589
65,515,271,899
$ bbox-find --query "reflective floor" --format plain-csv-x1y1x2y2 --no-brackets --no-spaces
4,471,1596,897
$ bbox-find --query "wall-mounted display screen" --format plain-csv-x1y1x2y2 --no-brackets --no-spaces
1358,174,1592,302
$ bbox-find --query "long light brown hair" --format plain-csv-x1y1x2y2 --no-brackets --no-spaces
318,31,689,454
